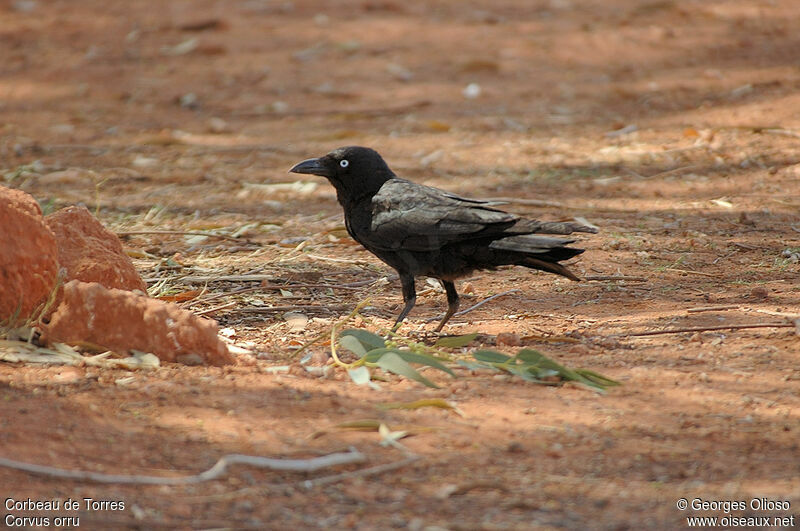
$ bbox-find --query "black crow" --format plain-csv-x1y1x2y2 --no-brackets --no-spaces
290,146,596,332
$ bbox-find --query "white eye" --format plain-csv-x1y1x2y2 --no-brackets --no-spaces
339,159,349,168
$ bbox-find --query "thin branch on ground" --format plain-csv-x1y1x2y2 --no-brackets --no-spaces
183,286,261,308
239,305,351,314
194,301,238,316
183,452,422,502
259,283,367,292
116,230,255,244
616,321,793,338
752,308,800,318
302,254,375,265
164,274,276,284
761,128,800,139
230,100,430,118
0,448,366,485
664,267,719,278
584,275,648,282
300,454,421,489
425,289,521,323
183,277,391,308
686,304,740,313
643,164,705,180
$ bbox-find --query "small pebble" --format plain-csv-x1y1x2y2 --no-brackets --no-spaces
207,117,230,133
507,441,524,453
462,83,481,99
750,286,768,299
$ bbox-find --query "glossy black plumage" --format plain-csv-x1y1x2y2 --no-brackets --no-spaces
290,146,596,331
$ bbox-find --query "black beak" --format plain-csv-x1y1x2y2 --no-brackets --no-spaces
289,157,330,178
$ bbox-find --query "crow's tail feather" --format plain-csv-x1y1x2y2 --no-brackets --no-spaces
520,257,580,281
489,235,584,280
514,219,598,235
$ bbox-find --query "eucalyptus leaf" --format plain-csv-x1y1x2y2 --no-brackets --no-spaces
375,352,439,388
574,369,621,387
527,367,560,379
347,366,372,385
363,347,400,363
505,365,546,383
392,350,455,376
516,349,545,364
456,359,500,371
473,350,512,363
339,335,368,357
340,329,386,351
435,332,478,348
363,348,454,376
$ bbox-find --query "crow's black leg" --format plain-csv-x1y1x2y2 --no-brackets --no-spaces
435,280,460,332
392,273,417,330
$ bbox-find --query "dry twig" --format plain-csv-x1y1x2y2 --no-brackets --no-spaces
117,230,253,244
239,305,351,314
425,289,521,323
617,321,793,338
664,267,719,278
643,164,705,180
0,448,365,485
300,454,421,489
762,128,800,139
585,275,648,282
687,304,739,313
194,301,238,316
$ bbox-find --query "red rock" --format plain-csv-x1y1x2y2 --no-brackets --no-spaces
44,281,233,366
2,187,42,217
45,205,146,292
496,332,522,346
0,187,59,325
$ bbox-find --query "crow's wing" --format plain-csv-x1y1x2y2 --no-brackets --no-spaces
366,179,519,252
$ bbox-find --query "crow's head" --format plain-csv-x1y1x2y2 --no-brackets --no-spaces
289,146,395,203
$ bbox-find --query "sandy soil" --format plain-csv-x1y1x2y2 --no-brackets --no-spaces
1,0,799,528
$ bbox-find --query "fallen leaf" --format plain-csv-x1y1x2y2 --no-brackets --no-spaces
162,38,199,56
377,398,465,417
157,290,203,303
710,198,733,208
283,312,308,332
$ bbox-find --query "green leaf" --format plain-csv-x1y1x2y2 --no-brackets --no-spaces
363,347,398,363
527,367,560,379
339,335,368,357
456,359,499,371
514,349,618,392
505,364,547,383
516,348,545,364
435,333,478,348
375,352,439,388
340,329,386,351
363,348,455,376
393,350,456,376
574,369,621,387
473,350,512,364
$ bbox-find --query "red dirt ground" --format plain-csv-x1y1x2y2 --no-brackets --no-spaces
1,0,799,528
